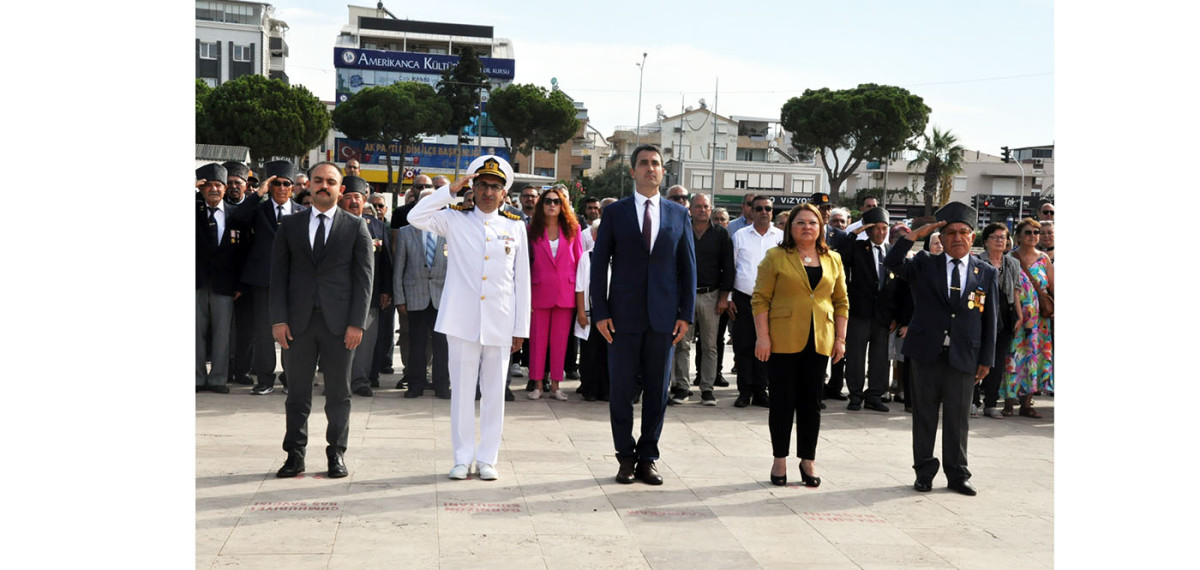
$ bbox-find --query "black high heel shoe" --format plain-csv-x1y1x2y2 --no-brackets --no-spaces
770,463,787,486
798,462,821,488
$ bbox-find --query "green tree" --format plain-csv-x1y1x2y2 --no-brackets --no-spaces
438,47,490,144
579,162,630,203
196,79,213,143
908,126,966,215
487,83,580,160
200,74,330,164
780,83,930,203
331,82,451,194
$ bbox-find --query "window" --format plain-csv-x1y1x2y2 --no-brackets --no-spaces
232,44,252,62
953,176,967,193
201,77,218,87
691,174,712,190
791,176,815,194
714,147,727,161
199,41,219,60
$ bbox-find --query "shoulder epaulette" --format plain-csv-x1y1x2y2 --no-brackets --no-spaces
499,209,521,220
448,203,474,212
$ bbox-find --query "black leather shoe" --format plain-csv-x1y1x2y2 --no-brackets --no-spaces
798,462,821,487
396,379,408,390
233,374,255,385
752,393,770,408
380,366,394,375
370,378,380,388
327,448,348,478
770,466,787,486
583,393,597,402
714,376,730,387
615,458,637,484
949,479,977,496
565,370,581,380
404,388,422,399
635,460,663,485
353,386,373,397
825,392,848,401
864,401,890,412
276,451,305,478
436,389,452,400
734,394,751,408
505,388,515,402
846,400,862,411
195,385,207,393
209,384,231,394
913,478,933,492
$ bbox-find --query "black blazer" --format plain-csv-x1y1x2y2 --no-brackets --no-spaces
884,239,998,375
226,194,307,288
269,207,374,337
838,239,897,326
196,202,245,296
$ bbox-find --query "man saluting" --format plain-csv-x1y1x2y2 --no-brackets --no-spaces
884,202,997,496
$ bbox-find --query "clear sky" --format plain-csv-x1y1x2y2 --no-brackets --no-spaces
275,0,1053,155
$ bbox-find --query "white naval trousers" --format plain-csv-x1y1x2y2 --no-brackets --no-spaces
446,336,510,467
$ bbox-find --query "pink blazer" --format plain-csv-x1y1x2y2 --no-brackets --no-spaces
530,227,583,309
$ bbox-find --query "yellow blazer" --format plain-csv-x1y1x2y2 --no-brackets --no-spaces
750,247,849,355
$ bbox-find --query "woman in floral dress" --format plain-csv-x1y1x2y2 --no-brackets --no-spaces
1003,218,1054,418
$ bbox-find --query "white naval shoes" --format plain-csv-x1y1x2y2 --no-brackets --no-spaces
448,464,470,480
528,388,542,400
551,389,568,401
477,463,499,481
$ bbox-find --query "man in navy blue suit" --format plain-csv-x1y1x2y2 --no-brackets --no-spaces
591,144,697,486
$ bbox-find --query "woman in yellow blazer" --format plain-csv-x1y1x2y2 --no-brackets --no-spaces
752,203,848,487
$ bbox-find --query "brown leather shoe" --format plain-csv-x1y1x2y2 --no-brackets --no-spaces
635,460,663,485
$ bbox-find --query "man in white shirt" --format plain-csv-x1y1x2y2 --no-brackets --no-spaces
729,195,782,408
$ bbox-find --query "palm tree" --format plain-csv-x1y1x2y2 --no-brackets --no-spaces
908,126,966,215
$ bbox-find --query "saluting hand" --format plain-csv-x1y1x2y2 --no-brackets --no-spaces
449,173,476,195
257,176,276,197
910,220,946,241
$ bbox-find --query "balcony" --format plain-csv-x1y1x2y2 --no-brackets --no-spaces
270,36,288,56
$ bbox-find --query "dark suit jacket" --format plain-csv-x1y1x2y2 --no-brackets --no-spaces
196,202,244,296
270,207,374,337
884,238,998,375
838,238,897,326
590,195,696,334
825,225,849,250
226,194,307,288
365,215,393,305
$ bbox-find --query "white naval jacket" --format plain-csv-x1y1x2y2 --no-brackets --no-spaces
406,183,531,346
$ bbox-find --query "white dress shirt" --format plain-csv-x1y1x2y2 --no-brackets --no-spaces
633,192,661,251
309,205,335,248
731,223,784,296
273,198,294,222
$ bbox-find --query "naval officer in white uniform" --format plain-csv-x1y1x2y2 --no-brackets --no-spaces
407,155,531,481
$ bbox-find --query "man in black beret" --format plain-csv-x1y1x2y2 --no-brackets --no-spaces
339,176,393,397
884,201,998,496
223,162,253,207
840,206,897,412
196,163,242,394
225,160,306,395
221,161,256,386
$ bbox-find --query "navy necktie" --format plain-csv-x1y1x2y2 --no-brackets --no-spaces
314,213,327,260
207,207,219,245
642,199,653,250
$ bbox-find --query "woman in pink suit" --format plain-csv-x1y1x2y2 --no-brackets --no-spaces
527,185,584,400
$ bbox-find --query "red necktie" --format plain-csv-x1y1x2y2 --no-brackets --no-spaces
642,199,653,250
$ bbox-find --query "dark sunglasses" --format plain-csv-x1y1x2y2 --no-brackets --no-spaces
1021,229,1041,236
754,206,772,213
1041,210,1054,216
412,184,433,190
373,204,386,209
668,195,688,202
542,198,561,206
271,180,293,188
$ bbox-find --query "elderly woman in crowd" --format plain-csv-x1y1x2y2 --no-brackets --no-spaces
753,203,848,487
526,184,584,401
924,231,943,255
973,223,1023,419
713,207,730,228
1003,218,1054,417
1038,220,1054,264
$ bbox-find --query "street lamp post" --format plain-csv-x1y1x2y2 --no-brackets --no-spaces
629,52,647,196
1014,157,1026,220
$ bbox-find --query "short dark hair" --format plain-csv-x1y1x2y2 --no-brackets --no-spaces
981,222,1008,241
751,195,773,206
630,144,663,165
860,194,879,207
307,161,343,181
581,196,600,205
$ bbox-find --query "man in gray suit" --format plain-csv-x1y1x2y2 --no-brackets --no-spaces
394,188,451,399
270,161,374,479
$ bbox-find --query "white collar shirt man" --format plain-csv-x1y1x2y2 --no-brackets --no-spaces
731,224,783,296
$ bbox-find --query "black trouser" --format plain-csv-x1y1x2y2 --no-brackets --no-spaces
608,331,674,461
910,352,973,483
825,359,846,398
229,290,255,379
845,316,891,403
371,304,396,380
732,291,768,396
768,348,829,459
580,323,609,400
973,328,1013,409
405,307,449,393
564,335,579,376
252,286,285,386
283,312,352,455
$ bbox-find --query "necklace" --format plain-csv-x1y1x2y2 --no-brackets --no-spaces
798,250,817,264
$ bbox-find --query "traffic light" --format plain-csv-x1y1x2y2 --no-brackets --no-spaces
1001,146,1011,163
982,199,991,208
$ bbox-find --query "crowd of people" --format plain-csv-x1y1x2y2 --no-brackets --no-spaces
196,145,1054,492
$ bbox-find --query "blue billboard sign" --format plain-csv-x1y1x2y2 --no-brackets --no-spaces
335,138,510,171
333,47,514,80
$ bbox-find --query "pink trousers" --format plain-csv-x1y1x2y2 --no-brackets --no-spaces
529,306,573,382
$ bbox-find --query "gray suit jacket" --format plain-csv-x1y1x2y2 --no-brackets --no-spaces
269,207,374,337
393,224,448,311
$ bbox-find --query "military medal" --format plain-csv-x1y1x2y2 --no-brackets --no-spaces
967,291,976,310
505,246,511,255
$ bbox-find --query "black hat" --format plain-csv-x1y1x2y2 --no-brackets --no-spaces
196,163,227,184
222,161,251,182
342,175,370,195
262,160,297,182
935,202,977,230
809,192,831,207
861,207,890,225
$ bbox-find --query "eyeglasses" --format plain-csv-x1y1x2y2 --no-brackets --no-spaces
475,182,505,192
986,235,1008,241
373,204,386,210
1041,210,1054,216
542,198,561,206
753,206,772,213
668,195,688,202
521,193,538,200
1021,229,1041,236
412,184,433,190
271,180,293,188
